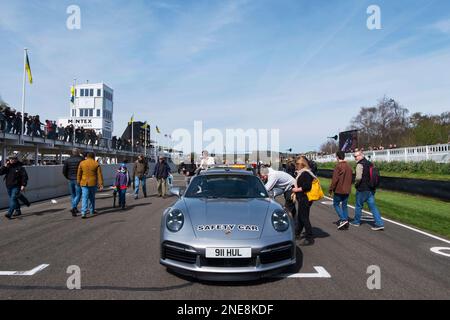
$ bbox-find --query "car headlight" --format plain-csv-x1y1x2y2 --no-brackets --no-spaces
166,208,184,232
272,209,289,232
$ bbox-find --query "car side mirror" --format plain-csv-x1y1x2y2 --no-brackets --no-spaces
170,187,182,198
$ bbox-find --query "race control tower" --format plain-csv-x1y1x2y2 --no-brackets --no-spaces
58,82,114,139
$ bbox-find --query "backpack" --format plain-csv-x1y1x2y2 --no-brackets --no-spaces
368,162,380,189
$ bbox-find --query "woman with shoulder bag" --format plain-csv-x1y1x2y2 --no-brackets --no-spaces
291,156,315,246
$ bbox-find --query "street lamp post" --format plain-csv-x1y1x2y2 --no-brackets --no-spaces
327,135,338,155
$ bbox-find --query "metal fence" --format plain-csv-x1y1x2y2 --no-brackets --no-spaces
313,143,450,163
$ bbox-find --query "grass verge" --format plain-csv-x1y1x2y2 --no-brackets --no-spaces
317,162,450,181
319,177,450,239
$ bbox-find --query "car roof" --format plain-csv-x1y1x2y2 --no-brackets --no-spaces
199,168,255,176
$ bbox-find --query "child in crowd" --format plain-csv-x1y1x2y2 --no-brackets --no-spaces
114,164,130,210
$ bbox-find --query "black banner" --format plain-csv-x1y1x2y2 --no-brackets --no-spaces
339,130,358,153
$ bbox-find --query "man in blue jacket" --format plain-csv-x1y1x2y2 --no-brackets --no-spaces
153,156,171,198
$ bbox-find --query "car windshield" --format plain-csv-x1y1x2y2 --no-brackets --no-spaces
185,174,268,199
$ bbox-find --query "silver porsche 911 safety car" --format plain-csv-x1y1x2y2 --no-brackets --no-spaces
160,167,296,281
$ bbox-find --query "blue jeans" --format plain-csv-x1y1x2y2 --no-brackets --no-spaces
81,186,97,215
354,191,384,227
134,176,147,196
6,121,13,133
118,189,127,207
333,194,349,221
68,180,81,210
7,187,20,216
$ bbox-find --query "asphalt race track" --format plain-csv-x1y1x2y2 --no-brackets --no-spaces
0,175,449,300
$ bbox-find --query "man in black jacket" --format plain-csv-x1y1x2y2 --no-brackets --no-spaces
152,156,171,198
179,156,197,187
63,148,84,216
0,156,29,219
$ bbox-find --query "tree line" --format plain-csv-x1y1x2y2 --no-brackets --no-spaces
320,96,450,153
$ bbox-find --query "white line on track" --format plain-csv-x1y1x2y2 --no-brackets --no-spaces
430,247,450,258
276,266,331,279
323,196,450,245
0,264,50,276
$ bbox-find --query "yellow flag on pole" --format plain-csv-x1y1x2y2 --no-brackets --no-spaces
25,52,33,84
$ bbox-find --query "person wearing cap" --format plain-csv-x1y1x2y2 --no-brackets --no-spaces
63,148,84,216
114,163,131,210
152,156,171,198
0,156,29,219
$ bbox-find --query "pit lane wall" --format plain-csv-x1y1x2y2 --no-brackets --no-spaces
0,163,159,209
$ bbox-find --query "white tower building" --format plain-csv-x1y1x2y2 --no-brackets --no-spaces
58,82,114,139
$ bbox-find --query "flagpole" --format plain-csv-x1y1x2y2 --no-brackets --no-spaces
72,78,77,144
144,123,147,157
20,48,27,138
156,127,159,159
131,117,134,154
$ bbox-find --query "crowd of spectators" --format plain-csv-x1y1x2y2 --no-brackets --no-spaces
1,105,155,154
1,105,103,146
111,136,132,151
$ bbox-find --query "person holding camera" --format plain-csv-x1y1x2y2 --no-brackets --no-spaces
179,155,197,187
0,156,29,219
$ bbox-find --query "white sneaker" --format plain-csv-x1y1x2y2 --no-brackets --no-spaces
337,220,349,230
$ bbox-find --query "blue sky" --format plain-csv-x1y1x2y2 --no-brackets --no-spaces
1,0,450,152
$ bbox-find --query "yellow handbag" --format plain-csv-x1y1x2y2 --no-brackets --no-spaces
306,178,324,201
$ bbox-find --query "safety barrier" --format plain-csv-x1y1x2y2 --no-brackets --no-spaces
0,163,160,209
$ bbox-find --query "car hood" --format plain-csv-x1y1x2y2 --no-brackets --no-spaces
183,198,271,240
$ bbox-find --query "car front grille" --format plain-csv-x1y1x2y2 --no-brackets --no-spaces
162,242,197,264
259,242,294,264
162,241,294,267
201,257,257,268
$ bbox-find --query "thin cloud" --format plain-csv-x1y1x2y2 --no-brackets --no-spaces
1,0,449,152
431,19,450,34
157,0,250,59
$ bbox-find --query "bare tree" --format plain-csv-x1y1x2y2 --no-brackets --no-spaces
349,96,409,149
319,140,338,155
